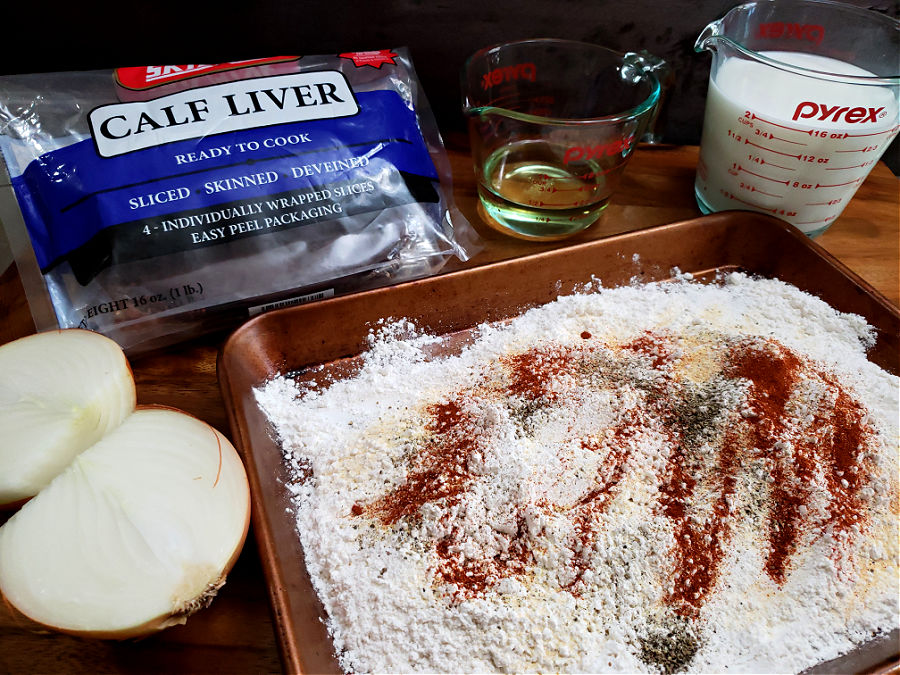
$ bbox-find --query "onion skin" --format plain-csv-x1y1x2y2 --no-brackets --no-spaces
0,528,250,640
0,569,240,640
0,497,29,513
0,406,251,639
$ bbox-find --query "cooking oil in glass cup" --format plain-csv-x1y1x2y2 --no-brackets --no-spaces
463,39,667,240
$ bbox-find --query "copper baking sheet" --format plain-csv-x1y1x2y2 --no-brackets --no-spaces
218,212,900,675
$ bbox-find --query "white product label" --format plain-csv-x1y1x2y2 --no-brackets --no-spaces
695,52,899,234
88,72,359,158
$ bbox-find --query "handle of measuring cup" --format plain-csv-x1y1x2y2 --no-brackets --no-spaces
622,50,672,144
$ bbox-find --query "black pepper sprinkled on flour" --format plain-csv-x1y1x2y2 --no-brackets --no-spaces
639,615,702,674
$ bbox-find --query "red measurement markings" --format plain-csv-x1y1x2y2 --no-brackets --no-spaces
529,200,586,208
806,199,841,206
575,167,618,180
773,135,807,146
795,216,835,225
744,138,800,158
816,177,863,188
847,124,900,138
545,185,593,193
741,184,783,198
749,112,807,135
721,191,778,213
835,145,880,153
745,114,810,144
737,165,790,185
826,162,873,171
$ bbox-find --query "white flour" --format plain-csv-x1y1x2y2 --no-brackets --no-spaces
256,273,899,674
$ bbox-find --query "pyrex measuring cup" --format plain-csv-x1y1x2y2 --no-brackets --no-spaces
694,0,899,237
462,39,667,240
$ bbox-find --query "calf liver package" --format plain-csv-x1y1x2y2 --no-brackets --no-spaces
0,50,475,353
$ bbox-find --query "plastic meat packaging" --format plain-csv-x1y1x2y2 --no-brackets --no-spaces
0,50,476,353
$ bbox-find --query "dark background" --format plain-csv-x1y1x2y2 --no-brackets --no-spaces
1,0,897,168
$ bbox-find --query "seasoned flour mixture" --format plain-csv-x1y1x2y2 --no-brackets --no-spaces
256,273,899,674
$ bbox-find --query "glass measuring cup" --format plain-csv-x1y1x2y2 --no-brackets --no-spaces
694,0,899,237
462,39,666,240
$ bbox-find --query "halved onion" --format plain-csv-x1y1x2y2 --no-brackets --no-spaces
0,329,136,508
0,406,250,637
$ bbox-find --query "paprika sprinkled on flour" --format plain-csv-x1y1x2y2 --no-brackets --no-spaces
257,273,898,675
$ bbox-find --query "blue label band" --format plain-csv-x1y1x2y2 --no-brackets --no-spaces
12,89,439,277
64,172,438,285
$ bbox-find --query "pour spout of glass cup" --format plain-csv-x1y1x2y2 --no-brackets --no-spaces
695,17,726,54
621,50,672,144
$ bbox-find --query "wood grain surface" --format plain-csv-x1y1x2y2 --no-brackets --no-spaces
0,138,897,675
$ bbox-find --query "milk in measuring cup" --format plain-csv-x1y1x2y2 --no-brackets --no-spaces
695,51,899,235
